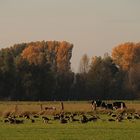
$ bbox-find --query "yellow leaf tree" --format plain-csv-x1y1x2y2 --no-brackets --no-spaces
112,42,140,71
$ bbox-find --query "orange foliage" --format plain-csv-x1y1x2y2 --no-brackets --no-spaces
21,41,73,72
21,43,45,65
56,41,73,72
112,42,140,71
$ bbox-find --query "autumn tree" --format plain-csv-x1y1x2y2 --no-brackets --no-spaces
21,41,73,72
0,40,140,100
112,42,140,71
56,41,73,72
112,42,140,98
0,41,73,100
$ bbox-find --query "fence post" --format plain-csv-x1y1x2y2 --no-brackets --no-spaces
60,102,64,112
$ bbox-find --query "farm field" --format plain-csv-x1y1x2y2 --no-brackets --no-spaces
0,101,140,140
0,100,140,114
0,119,140,140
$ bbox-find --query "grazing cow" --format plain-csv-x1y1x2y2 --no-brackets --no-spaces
113,102,126,109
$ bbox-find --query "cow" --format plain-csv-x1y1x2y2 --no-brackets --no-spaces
92,100,126,110
113,102,126,109
92,100,102,107
92,100,107,109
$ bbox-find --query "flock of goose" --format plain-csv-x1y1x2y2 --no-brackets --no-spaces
2,110,140,125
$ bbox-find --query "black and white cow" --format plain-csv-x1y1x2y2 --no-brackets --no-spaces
113,102,126,109
92,100,126,110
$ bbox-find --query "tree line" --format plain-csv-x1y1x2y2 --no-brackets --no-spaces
0,41,140,100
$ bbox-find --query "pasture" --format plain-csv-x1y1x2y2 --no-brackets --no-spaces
0,101,140,140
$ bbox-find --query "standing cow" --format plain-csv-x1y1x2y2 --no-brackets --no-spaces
113,102,126,109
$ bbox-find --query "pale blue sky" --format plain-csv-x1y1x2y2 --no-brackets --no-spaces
0,0,140,71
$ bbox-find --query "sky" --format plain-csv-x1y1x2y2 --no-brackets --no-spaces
0,0,140,72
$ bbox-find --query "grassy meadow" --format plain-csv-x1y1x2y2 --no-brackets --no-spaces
0,101,140,140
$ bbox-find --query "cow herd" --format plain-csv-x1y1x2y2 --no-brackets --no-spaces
91,100,127,110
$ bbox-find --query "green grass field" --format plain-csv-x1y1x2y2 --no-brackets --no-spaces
0,119,140,140
0,101,140,140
